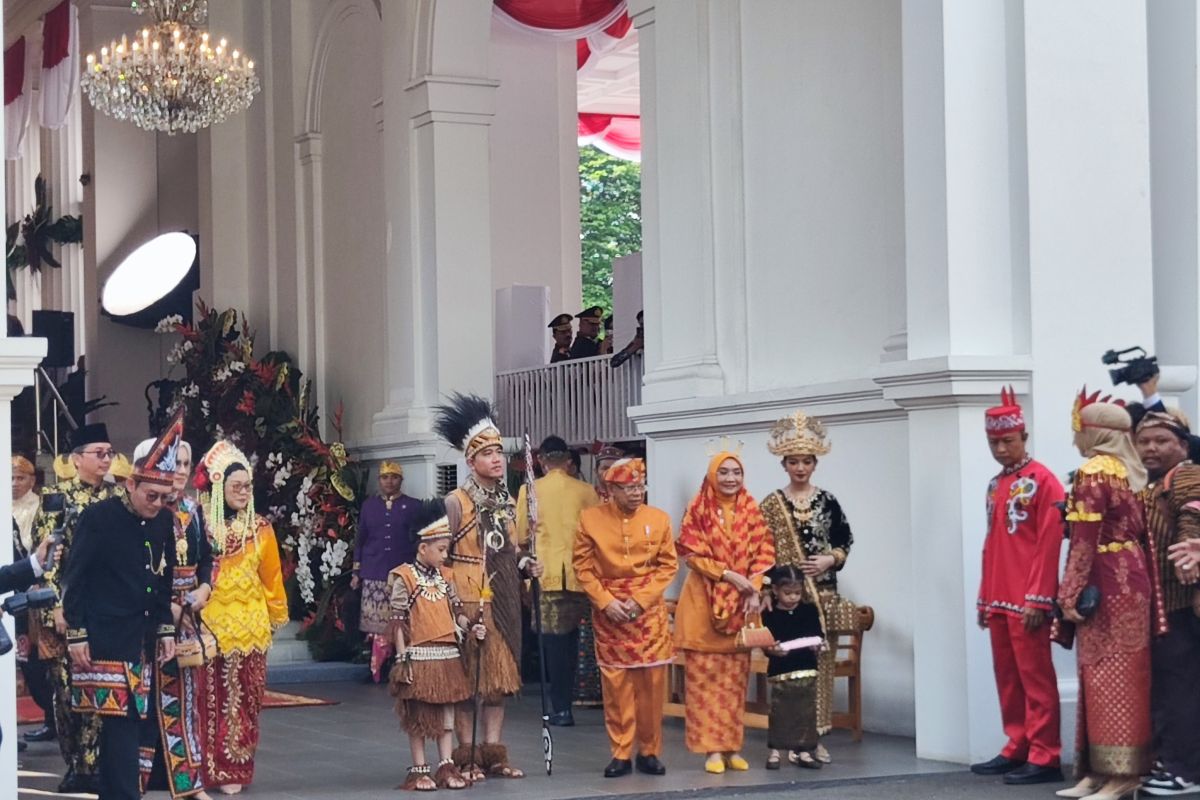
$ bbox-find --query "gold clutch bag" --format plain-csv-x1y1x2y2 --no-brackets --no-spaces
735,616,776,651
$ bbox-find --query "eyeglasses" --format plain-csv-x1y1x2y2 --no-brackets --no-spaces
81,449,115,459
226,481,252,493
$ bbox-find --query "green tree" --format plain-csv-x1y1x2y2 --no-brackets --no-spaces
579,145,641,313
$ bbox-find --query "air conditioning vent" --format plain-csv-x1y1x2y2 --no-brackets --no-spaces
436,464,458,497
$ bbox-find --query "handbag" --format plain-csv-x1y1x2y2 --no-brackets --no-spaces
175,608,218,668
736,614,777,651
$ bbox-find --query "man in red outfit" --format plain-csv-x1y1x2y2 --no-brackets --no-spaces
972,387,1065,786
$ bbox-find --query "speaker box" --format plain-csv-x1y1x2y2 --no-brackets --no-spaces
32,310,75,368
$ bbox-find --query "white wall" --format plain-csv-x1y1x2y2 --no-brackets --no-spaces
488,17,582,322
741,0,905,388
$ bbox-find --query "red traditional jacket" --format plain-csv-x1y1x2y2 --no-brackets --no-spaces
978,458,1067,618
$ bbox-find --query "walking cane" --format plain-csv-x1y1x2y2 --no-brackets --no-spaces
523,432,554,775
468,573,490,781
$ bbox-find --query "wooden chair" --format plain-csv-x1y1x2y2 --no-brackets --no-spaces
663,601,875,741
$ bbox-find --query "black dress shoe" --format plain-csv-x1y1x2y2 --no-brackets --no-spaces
604,758,633,778
970,755,1025,775
1003,763,1064,785
23,725,56,742
635,754,666,775
548,710,575,727
57,771,84,794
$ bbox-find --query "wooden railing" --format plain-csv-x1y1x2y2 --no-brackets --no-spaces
495,353,643,446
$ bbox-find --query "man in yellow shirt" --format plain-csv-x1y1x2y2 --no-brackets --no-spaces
573,458,678,778
516,435,599,726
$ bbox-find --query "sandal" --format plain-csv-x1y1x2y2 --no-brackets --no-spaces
434,761,468,790
788,750,822,770
451,745,486,783
488,763,525,779
481,744,524,779
400,765,438,791
814,743,831,764
766,750,781,770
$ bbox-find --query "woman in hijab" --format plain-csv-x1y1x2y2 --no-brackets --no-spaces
197,442,288,795
1056,391,1160,800
674,448,775,774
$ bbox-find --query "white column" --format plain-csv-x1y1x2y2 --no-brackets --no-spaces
631,0,737,403
0,337,48,799
42,83,86,357
886,0,1031,763
6,118,42,330
1147,0,1200,419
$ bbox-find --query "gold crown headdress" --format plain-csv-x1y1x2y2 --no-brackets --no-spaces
197,440,255,554
705,436,745,458
767,411,831,457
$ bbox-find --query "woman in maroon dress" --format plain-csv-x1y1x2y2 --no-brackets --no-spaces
1057,391,1163,800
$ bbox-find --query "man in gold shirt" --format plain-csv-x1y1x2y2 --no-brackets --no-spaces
573,458,677,778
516,435,599,727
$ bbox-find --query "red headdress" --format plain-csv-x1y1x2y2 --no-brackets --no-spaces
1072,385,1126,433
985,386,1025,437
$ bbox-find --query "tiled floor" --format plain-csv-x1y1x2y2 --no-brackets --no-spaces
19,680,966,799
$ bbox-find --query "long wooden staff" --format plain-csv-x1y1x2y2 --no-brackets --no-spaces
524,432,554,775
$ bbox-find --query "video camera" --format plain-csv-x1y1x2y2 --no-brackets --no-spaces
0,587,57,656
1102,346,1159,386
38,492,75,573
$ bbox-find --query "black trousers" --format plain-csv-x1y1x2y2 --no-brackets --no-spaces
1152,609,1200,782
20,654,55,729
99,708,143,800
542,631,580,714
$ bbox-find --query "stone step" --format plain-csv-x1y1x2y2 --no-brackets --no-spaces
267,660,371,685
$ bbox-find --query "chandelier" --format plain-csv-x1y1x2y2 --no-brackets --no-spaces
81,0,258,135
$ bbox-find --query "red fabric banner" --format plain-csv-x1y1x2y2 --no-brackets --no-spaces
578,112,640,161
5,37,25,105
495,0,623,31
42,0,71,68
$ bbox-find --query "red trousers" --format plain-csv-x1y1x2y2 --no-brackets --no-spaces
988,613,1061,767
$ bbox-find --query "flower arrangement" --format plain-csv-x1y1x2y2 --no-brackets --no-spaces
157,301,366,659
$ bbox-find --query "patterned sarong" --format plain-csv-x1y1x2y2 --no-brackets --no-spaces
591,575,672,668
683,651,750,753
203,650,267,787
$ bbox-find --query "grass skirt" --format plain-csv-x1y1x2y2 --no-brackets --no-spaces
390,647,471,739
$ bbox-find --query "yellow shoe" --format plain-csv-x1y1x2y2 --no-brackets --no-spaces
725,754,750,771
704,757,726,774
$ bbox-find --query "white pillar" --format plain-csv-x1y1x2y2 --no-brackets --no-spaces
6,128,42,331
42,83,86,358
886,0,1032,763
0,337,48,799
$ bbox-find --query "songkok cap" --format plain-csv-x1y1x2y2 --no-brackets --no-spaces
576,306,604,323
12,455,35,476
109,454,134,481
595,443,625,465
767,411,831,457
985,386,1025,437
548,313,573,332
604,458,646,485
379,460,403,478
71,423,111,450
133,407,185,486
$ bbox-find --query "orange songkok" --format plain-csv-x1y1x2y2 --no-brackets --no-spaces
604,458,646,485
12,455,35,476
677,452,775,635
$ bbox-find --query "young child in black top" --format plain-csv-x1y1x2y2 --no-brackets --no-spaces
761,564,826,769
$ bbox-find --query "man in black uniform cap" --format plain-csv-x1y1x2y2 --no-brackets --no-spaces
62,412,182,800
549,313,574,363
570,306,604,359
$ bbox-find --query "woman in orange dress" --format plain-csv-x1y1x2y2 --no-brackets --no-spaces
197,442,288,795
674,450,775,773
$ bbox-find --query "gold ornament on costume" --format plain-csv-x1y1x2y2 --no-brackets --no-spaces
704,436,744,459
53,453,77,480
767,411,831,457
198,440,256,556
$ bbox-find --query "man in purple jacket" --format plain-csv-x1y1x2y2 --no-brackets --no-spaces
351,460,418,680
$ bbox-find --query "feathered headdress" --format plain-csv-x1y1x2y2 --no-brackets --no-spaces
1072,386,1126,433
409,497,452,544
433,392,503,459
133,407,184,486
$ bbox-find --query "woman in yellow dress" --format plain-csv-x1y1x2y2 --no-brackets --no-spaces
197,442,288,795
675,449,775,773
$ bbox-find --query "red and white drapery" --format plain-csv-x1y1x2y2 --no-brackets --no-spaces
40,0,79,130
578,113,640,162
492,1,640,161
5,37,33,160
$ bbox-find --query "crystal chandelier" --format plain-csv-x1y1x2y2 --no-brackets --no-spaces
81,0,258,135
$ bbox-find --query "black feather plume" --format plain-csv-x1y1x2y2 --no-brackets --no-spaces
409,497,451,545
433,392,497,452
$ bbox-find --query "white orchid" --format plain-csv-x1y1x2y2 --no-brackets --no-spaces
154,314,184,333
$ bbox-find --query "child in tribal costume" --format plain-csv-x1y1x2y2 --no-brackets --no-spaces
132,435,214,800
62,414,183,800
573,458,677,778
388,500,484,791
970,389,1066,786
675,450,775,774
34,422,123,794
433,394,543,781
1057,391,1158,800
761,565,826,770
197,442,289,794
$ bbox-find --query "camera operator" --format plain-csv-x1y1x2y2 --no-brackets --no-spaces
12,455,54,746
1125,373,1200,463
